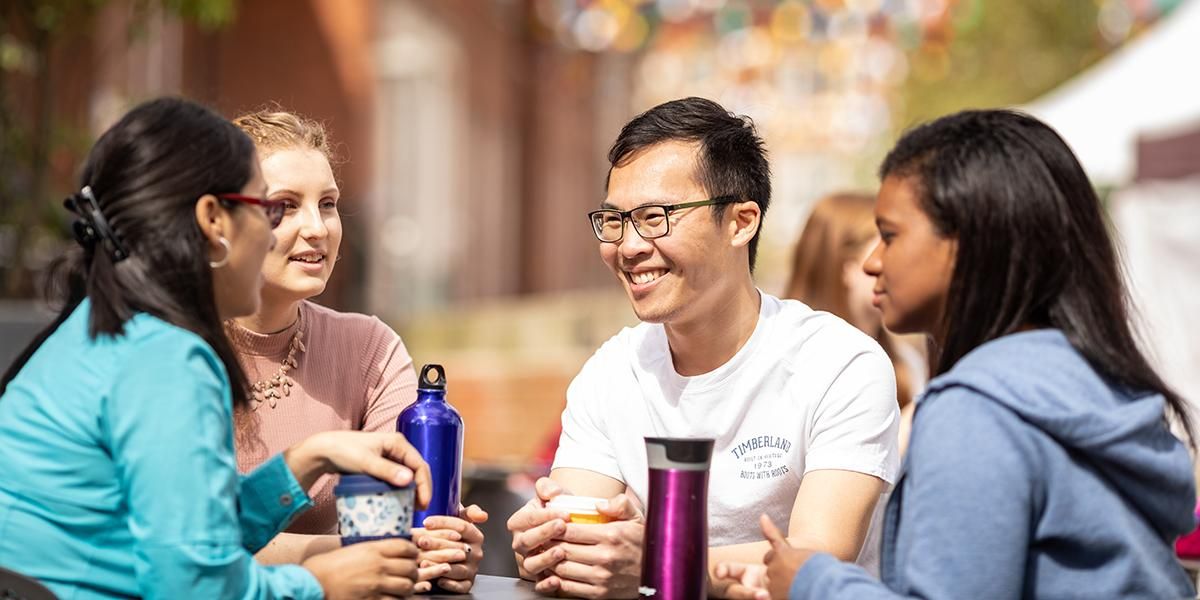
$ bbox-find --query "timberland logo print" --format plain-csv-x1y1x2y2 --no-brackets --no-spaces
730,435,793,480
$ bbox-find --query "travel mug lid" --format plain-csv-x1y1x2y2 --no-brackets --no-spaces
644,437,714,471
418,364,447,391
334,473,412,496
546,495,610,514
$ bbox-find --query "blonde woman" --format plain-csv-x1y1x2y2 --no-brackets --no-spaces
785,193,925,452
228,109,486,593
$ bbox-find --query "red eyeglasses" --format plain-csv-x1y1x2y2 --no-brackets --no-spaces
217,193,285,228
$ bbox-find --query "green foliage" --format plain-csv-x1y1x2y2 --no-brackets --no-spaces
0,34,36,73
898,0,1106,129
0,0,237,297
157,0,235,30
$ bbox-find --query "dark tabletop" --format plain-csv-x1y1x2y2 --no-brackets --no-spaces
427,574,541,599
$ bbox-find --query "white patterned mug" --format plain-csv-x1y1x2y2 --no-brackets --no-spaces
333,474,414,545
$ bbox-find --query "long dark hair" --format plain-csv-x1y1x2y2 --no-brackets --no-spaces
1,97,255,405
607,97,771,270
880,109,1192,442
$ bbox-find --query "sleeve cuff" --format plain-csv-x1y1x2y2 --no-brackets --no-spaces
550,449,624,483
791,552,841,600
239,454,315,551
265,563,326,600
803,453,897,485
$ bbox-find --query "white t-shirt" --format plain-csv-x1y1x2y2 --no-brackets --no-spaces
553,292,900,573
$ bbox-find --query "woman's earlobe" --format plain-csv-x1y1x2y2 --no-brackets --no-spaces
194,194,225,241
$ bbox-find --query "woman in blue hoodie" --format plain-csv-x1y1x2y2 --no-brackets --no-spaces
718,109,1196,599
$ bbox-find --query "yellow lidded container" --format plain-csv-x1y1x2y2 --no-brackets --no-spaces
548,495,612,524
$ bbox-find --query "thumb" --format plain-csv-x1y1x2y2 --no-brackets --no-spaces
597,493,641,521
461,503,489,524
380,433,433,508
759,513,788,550
535,477,565,502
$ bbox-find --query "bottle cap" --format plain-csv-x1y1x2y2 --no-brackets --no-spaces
418,364,447,391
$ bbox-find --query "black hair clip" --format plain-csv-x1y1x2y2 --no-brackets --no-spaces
71,218,100,247
64,186,130,262
64,194,97,251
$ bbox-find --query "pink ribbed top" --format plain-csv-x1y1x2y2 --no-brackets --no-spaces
229,300,417,534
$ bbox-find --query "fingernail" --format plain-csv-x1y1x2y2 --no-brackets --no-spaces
395,466,413,484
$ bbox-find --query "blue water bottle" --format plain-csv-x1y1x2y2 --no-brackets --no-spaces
398,364,463,524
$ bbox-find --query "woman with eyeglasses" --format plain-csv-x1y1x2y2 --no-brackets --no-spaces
0,97,434,599
226,109,486,593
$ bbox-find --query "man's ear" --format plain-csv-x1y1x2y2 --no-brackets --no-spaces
728,200,761,249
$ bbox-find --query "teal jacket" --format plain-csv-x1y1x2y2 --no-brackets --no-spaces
0,300,323,599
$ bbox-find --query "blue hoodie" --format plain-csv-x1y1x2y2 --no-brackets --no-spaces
791,329,1196,599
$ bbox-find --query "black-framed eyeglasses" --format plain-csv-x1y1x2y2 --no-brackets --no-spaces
588,195,740,243
217,193,285,229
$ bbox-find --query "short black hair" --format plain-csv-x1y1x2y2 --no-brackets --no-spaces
606,97,771,271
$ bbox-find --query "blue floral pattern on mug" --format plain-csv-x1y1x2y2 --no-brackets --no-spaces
336,487,414,538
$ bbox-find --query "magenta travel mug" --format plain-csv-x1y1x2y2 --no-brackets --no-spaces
639,437,714,600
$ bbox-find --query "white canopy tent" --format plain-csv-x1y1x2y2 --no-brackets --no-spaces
1110,178,1200,425
1027,2,1200,415
1024,0,1200,186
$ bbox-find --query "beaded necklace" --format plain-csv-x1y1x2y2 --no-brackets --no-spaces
231,309,306,410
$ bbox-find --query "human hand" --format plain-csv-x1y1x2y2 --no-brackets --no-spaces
410,526,457,594
533,493,644,599
302,538,420,599
413,504,489,593
712,563,770,600
508,478,572,581
285,431,432,508
760,514,815,600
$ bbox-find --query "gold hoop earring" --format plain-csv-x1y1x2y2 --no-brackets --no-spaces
209,237,231,269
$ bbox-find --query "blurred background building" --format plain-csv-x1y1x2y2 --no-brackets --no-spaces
3,0,1197,482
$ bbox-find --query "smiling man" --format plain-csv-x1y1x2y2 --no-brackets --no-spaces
506,97,900,599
